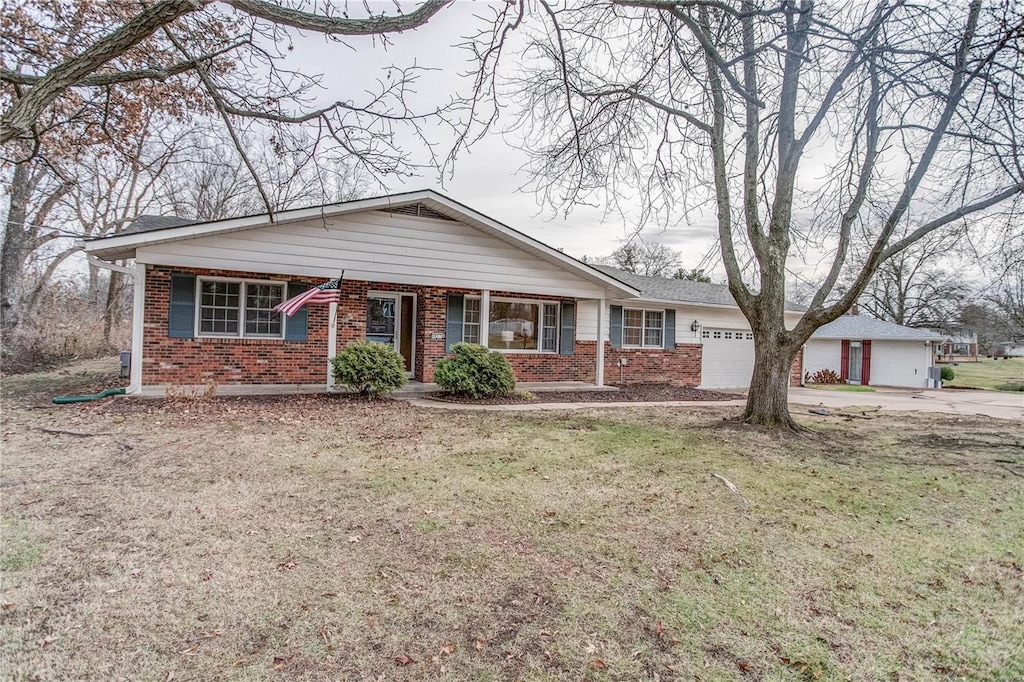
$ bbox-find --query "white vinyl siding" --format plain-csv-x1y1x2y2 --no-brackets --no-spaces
804,338,933,388
137,211,610,299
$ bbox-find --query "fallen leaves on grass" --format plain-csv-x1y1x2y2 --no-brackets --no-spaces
394,654,417,665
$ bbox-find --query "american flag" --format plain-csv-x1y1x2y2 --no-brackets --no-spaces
273,275,343,317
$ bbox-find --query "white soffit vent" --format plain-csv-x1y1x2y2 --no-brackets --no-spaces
383,203,456,221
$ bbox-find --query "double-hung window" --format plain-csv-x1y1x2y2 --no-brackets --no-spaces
198,278,285,338
464,297,559,352
622,308,663,348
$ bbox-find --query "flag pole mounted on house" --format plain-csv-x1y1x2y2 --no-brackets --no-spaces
274,272,344,317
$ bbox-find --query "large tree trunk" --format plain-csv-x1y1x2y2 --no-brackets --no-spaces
1,162,35,335
743,322,801,430
743,345,799,429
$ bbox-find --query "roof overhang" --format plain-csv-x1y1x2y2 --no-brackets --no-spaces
810,333,944,341
84,190,640,299
626,295,807,315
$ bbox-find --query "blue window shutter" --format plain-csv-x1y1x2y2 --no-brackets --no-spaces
559,301,575,355
284,282,309,342
610,305,623,348
663,309,676,349
445,294,464,353
168,274,196,338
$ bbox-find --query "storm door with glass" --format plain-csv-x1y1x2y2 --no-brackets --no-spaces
848,341,863,384
366,294,415,374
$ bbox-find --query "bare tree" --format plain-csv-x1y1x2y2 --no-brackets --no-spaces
160,130,371,221
1,147,71,332
981,249,1024,339
499,0,1024,428
673,268,712,283
1,0,459,209
603,240,682,277
852,234,968,328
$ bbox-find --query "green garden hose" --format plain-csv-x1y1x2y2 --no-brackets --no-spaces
52,387,127,404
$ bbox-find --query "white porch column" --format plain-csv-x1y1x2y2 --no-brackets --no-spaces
128,262,146,394
595,298,606,386
480,289,490,348
326,301,338,388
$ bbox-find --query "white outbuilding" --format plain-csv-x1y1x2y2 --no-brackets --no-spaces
804,316,945,389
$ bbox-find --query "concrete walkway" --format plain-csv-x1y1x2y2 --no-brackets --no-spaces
408,387,1023,420
788,387,1023,420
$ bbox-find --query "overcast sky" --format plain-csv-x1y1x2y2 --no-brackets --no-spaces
277,1,724,272
221,0,995,285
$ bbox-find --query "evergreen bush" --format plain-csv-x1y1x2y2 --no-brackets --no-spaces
434,343,516,398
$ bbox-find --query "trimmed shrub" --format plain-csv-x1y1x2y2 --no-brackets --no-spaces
940,366,955,382
331,341,407,397
434,343,516,398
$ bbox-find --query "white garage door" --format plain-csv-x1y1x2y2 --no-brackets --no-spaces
700,329,756,389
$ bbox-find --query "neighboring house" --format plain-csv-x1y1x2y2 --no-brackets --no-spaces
804,316,944,388
932,330,979,363
989,341,1024,357
82,190,924,394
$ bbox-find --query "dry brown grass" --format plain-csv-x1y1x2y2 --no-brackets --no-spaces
1,362,1022,681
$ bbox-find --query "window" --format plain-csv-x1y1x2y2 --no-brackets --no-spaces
953,343,970,355
623,308,663,348
198,278,284,338
464,297,559,352
463,298,481,344
541,303,558,352
245,284,284,336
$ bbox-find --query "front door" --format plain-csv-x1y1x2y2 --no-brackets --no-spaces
366,294,415,374
848,341,863,384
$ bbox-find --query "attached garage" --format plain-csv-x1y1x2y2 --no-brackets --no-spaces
700,328,756,389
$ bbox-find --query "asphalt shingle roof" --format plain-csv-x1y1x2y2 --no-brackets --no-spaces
811,315,944,340
120,214,196,236
591,265,807,311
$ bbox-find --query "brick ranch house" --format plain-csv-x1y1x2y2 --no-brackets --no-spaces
83,190,808,395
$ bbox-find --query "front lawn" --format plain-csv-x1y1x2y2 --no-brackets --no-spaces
2,368,1022,680
804,383,876,392
944,357,1024,392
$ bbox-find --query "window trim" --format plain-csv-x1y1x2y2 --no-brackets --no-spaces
622,307,664,349
195,275,288,339
464,295,560,354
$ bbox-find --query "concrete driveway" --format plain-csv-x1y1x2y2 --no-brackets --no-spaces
789,387,1023,420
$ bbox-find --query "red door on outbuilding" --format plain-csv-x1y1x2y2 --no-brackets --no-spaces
861,340,872,385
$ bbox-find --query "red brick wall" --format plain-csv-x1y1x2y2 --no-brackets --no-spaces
603,343,702,387
142,266,591,386
142,265,743,388
142,266,330,385
790,348,804,387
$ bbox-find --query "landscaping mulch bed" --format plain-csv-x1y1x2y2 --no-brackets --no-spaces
427,382,743,405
